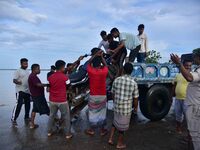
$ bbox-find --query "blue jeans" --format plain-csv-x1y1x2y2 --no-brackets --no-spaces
175,99,187,122
48,102,71,134
137,53,146,63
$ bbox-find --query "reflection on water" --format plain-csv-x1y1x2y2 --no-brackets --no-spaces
0,70,49,106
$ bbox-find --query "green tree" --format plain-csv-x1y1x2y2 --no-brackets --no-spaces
145,50,162,64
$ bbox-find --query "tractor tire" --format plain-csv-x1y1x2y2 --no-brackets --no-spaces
140,85,172,121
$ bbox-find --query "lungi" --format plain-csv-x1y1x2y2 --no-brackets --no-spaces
88,95,107,128
186,105,200,150
113,112,131,131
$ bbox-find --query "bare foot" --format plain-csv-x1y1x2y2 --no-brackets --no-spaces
116,144,126,149
100,129,108,136
85,129,95,136
108,139,114,145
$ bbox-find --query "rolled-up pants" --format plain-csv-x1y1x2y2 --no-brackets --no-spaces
186,105,200,150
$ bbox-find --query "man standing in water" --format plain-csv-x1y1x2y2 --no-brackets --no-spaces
171,48,200,150
11,58,31,126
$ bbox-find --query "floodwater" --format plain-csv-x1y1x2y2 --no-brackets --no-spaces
0,70,192,150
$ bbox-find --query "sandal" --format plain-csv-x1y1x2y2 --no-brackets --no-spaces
85,129,95,136
116,144,126,149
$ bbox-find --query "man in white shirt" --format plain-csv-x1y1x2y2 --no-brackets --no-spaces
110,28,141,63
137,24,148,63
11,58,31,126
98,30,109,53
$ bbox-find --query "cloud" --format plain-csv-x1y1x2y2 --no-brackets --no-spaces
0,0,47,24
0,24,48,46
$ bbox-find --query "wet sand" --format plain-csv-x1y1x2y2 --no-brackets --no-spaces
0,101,193,150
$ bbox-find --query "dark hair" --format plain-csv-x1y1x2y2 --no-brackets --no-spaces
20,58,28,64
100,31,106,37
110,28,119,34
183,59,192,65
107,34,113,40
31,64,40,71
91,47,100,55
138,24,145,29
55,60,66,70
67,63,73,67
123,63,133,74
51,65,56,70
92,56,101,68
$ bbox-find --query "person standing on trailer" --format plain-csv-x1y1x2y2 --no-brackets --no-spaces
137,24,148,63
110,27,141,63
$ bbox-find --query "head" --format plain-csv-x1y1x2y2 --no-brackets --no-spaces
107,34,113,43
183,59,192,72
138,24,145,35
123,63,133,75
55,60,66,73
20,58,28,70
91,47,100,56
100,30,107,41
31,64,40,74
110,28,119,38
192,48,200,65
50,65,56,72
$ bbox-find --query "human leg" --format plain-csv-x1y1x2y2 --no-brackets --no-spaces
59,102,72,139
48,102,59,136
175,99,184,133
129,49,139,63
108,124,116,145
12,92,24,121
23,92,31,119
116,131,126,149
137,53,145,63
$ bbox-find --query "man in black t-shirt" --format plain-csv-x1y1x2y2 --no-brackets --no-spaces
107,34,127,72
47,65,56,79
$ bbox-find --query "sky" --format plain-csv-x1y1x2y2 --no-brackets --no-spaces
0,0,199,69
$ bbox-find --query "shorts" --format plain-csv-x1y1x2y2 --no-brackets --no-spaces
32,95,50,115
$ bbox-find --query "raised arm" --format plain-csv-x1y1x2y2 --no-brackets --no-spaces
170,54,193,82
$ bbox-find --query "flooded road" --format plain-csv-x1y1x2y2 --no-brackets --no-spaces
0,70,192,150
0,101,192,150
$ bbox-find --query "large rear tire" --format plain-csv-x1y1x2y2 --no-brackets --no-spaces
140,85,172,121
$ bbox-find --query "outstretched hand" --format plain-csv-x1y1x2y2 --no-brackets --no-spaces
78,55,84,61
170,54,181,65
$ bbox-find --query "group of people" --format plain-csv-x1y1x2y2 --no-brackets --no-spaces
171,48,200,150
98,24,148,65
10,25,200,149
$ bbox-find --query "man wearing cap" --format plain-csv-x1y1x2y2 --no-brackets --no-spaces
171,48,200,150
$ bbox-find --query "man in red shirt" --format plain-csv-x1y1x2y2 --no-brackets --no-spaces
85,48,108,136
28,64,49,129
47,60,72,139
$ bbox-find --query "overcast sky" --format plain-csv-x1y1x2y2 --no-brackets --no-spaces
0,0,199,69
